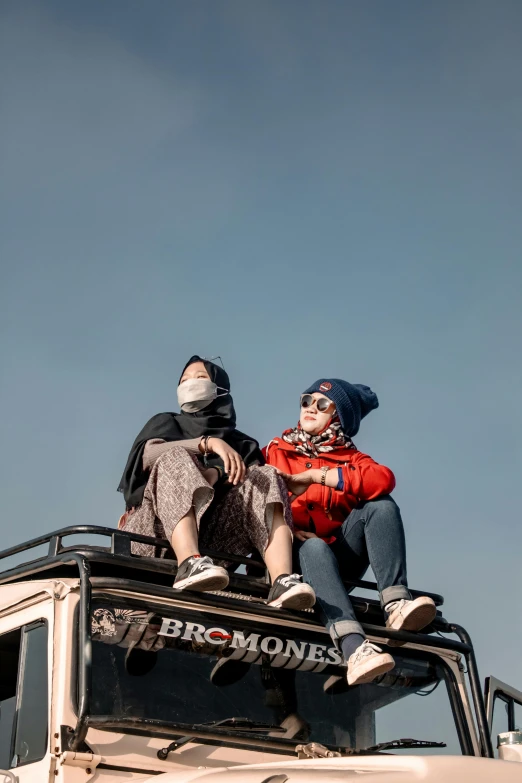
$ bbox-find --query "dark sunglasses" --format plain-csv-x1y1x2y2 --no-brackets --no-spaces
300,394,336,413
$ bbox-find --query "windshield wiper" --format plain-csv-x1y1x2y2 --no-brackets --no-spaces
201,717,286,732
157,717,285,760
364,738,447,752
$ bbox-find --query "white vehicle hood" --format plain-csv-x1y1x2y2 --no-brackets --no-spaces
137,754,521,782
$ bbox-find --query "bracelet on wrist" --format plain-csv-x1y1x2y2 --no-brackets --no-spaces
200,436,212,465
336,466,344,491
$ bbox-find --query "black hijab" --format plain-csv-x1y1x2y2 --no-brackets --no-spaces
118,356,264,509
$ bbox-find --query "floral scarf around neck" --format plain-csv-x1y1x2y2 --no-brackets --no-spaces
282,416,355,457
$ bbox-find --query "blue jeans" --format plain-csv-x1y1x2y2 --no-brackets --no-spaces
294,496,412,644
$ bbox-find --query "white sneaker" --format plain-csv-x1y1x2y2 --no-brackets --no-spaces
347,640,395,686
385,596,437,633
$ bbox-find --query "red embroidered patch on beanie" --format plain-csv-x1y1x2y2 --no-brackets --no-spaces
319,382,332,392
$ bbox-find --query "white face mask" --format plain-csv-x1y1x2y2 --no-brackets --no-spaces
177,378,228,413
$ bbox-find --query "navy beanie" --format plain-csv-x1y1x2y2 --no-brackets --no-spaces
303,378,379,437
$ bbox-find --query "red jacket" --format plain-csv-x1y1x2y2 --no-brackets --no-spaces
264,438,395,544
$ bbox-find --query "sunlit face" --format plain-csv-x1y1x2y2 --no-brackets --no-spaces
299,392,336,435
180,361,211,384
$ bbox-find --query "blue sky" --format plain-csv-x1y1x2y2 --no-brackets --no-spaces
1,0,522,723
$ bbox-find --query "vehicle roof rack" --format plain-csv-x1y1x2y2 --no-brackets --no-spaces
0,526,492,760
0,525,444,632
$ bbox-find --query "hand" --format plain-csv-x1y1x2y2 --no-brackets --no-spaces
294,530,319,542
208,438,246,486
275,469,319,503
201,468,219,487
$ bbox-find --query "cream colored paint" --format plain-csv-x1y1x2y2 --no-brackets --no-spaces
0,594,55,783
0,579,520,781
134,755,522,782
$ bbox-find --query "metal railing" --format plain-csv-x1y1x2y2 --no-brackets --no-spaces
0,525,445,606
0,525,494,757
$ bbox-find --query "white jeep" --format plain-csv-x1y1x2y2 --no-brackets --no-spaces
0,525,520,781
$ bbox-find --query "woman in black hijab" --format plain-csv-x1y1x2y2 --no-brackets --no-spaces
118,356,315,611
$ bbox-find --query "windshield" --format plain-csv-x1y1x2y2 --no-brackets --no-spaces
89,600,463,754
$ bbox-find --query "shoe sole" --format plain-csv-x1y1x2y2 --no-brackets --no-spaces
385,597,437,647
268,584,316,610
387,597,437,633
347,653,395,686
173,568,229,593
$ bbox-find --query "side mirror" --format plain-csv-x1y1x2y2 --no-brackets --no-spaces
498,730,522,762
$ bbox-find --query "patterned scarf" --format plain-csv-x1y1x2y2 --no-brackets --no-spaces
282,416,356,457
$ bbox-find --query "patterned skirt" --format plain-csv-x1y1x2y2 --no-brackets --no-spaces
122,445,292,562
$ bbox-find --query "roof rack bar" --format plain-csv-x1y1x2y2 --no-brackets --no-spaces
0,526,258,564
0,525,444,605
37,551,93,754
48,536,61,558
85,545,445,605
111,531,132,557
0,544,444,605
449,623,494,759
0,526,115,560
72,554,92,752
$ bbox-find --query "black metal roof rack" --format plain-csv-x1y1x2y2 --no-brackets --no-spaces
0,523,448,640
0,524,444,608
0,525,494,760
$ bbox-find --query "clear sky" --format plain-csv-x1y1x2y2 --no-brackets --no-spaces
1,0,521,728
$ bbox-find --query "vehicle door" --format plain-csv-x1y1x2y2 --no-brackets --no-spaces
0,602,52,780
485,676,522,762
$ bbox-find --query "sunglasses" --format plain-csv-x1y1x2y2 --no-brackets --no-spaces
300,394,336,413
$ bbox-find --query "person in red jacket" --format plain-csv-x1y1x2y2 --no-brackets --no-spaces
265,378,437,688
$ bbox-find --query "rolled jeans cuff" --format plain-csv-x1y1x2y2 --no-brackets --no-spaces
329,619,365,646
381,585,412,608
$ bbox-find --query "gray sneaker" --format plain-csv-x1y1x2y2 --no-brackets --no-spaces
173,555,229,592
267,574,316,610
347,640,395,686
